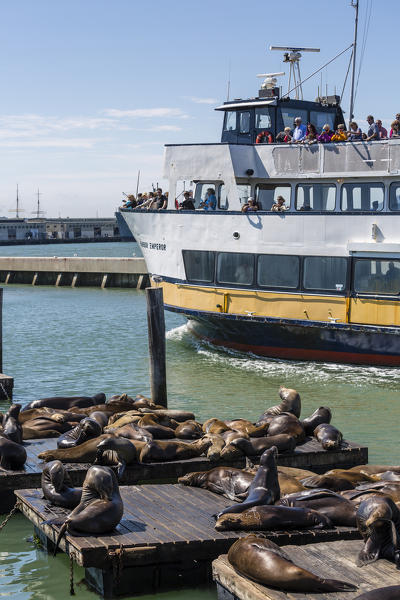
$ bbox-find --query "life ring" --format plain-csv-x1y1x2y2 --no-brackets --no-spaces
256,131,273,144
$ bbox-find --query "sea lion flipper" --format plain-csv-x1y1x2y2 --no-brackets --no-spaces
357,538,380,567
117,461,126,481
320,578,357,592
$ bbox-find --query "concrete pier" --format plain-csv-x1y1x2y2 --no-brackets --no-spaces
0,257,149,289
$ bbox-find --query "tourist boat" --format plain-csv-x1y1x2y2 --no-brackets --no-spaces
121,11,400,366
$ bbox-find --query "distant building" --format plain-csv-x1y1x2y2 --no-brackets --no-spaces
28,217,119,240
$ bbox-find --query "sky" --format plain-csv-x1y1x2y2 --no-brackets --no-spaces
0,0,395,217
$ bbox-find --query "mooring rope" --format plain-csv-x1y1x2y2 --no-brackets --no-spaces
0,501,20,532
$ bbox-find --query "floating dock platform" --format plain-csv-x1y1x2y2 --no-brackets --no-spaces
212,539,400,599
0,437,368,512
16,485,361,598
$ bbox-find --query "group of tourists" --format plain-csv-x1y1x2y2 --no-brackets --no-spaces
121,188,217,211
275,114,400,145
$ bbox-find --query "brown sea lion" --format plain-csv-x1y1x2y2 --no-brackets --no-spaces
22,393,105,412
41,460,81,508
22,416,77,440
89,411,109,428
107,422,153,443
135,414,175,439
57,417,102,449
356,495,400,568
179,467,254,502
174,420,203,439
277,472,306,495
139,408,195,423
1,403,23,444
227,535,357,592
216,504,332,531
139,438,211,463
222,430,249,445
202,418,231,435
204,433,225,461
231,434,296,457
278,488,356,526
38,434,111,463
94,436,137,479
0,435,27,470
350,465,400,476
354,586,400,599
266,413,305,443
261,386,301,420
18,407,86,425
224,419,269,438
301,406,332,436
314,423,343,450
301,469,372,491
53,466,123,555
106,411,143,428
217,446,280,517
353,482,400,504
278,466,316,479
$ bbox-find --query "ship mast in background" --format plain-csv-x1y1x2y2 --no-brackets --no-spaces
349,0,359,123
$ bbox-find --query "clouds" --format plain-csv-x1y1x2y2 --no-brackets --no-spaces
186,96,217,105
103,107,188,118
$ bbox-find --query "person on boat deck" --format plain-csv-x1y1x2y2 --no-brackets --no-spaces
376,120,388,139
347,121,363,141
134,192,151,209
292,117,307,143
331,124,347,142
179,191,195,211
271,195,287,212
372,200,379,211
389,120,400,138
366,115,379,141
200,188,217,211
276,127,292,143
241,197,259,213
149,188,167,210
318,124,333,143
299,199,312,211
303,123,318,144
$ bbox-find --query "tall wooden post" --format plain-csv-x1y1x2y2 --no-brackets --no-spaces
146,287,167,407
0,287,3,373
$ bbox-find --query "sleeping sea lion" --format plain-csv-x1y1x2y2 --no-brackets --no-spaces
18,407,85,425
216,504,332,531
106,422,153,443
1,403,23,444
38,434,112,463
261,386,301,419
278,488,356,526
53,466,123,554
266,413,305,443
301,468,372,491
41,460,81,508
301,406,332,436
216,446,280,517
22,416,77,440
231,433,296,457
227,535,357,592
89,411,109,428
174,420,203,439
94,436,137,479
204,433,225,461
139,438,211,463
57,417,102,449
179,467,254,502
0,435,27,470
314,423,343,450
224,419,269,438
139,409,195,423
354,586,400,599
22,393,105,412
202,418,231,435
356,495,400,568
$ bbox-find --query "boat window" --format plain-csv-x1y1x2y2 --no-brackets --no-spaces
239,112,251,134
224,111,237,132
217,253,254,286
341,183,384,211
353,259,400,295
255,108,272,130
296,184,336,211
256,184,291,211
310,110,336,131
389,182,400,211
194,183,217,208
182,250,215,283
237,184,251,207
257,255,299,288
218,184,229,210
281,108,308,130
303,256,347,291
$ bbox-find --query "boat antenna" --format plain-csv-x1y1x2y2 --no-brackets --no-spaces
135,169,140,198
9,184,25,218
270,46,320,100
31,189,45,219
348,0,359,123
226,60,231,101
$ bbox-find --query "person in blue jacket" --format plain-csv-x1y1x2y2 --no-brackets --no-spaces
200,188,217,210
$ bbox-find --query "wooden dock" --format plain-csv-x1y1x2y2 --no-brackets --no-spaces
213,539,400,599
15,485,361,598
0,437,368,512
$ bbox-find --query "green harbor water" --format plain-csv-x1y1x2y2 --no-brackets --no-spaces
1,242,400,599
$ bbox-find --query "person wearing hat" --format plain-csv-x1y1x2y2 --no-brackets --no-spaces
271,196,287,212
241,197,259,212
331,124,348,142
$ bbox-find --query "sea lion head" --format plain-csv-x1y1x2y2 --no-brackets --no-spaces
259,445,278,466
310,510,332,529
48,460,65,492
89,465,115,501
81,417,102,437
6,404,21,420
178,472,207,486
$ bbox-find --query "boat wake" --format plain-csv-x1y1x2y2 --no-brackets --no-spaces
166,323,400,388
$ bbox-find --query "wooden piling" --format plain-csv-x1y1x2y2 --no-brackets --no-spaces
146,286,167,407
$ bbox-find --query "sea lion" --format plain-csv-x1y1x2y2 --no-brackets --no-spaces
216,504,332,531
222,430,249,444
231,434,296,457
277,472,306,495
94,436,137,479
279,488,356,526
18,407,85,425
1,403,23,444
89,411,109,428
278,466,316,479
301,406,332,436
139,408,195,423
107,422,153,443
356,495,400,567
353,482,400,504
174,420,203,439
227,535,357,592
216,446,280,517
139,438,211,463
266,413,305,443
106,411,143,428
204,433,225,461
22,392,106,412
350,465,400,476
135,414,175,439
57,417,102,449
224,419,269,438
354,586,400,599
22,416,77,440
38,434,112,463
202,418,231,435
53,466,123,554
314,423,343,450
179,467,254,502
301,468,371,491
41,460,81,508
0,435,27,470
261,386,301,419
